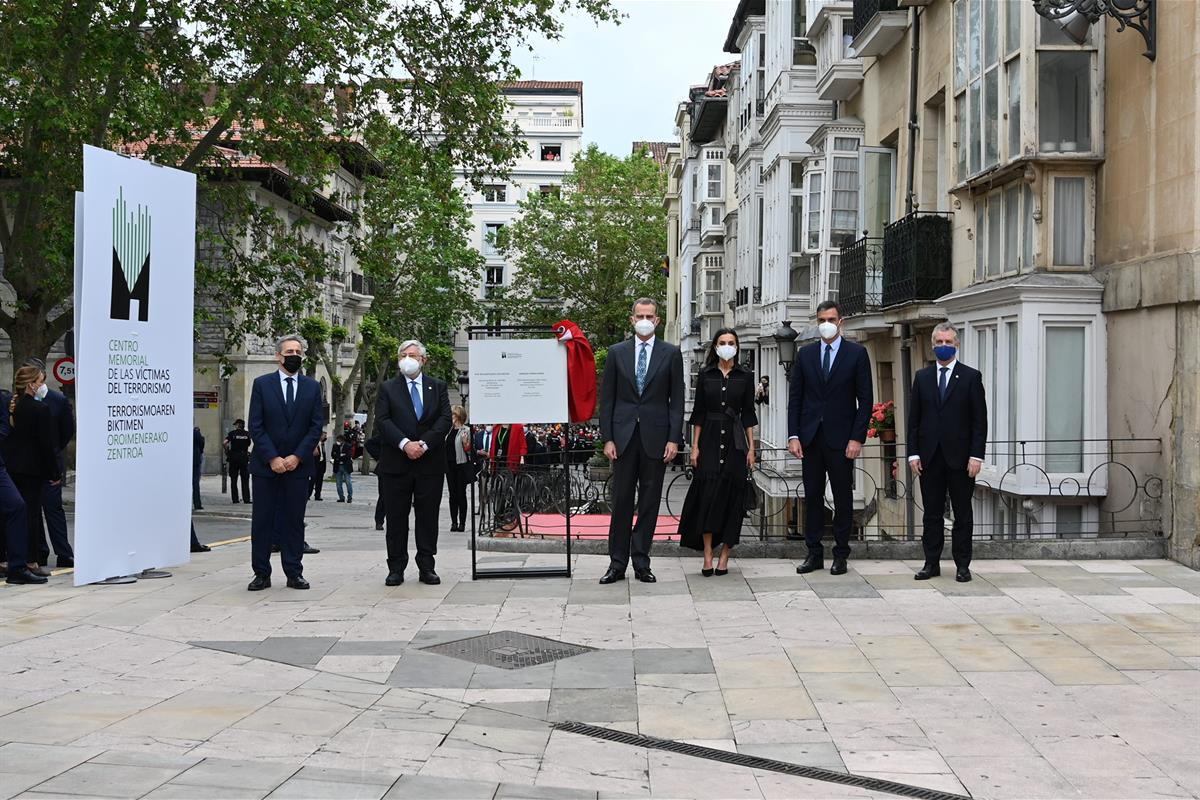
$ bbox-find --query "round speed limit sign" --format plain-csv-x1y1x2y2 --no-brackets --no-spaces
53,356,76,385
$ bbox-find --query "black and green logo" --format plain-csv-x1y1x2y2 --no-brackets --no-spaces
110,188,150,321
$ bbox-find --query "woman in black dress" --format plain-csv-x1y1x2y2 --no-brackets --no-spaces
2,365,61,578
678,328,757,575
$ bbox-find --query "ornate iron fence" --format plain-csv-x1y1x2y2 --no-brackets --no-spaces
853,0,901,40
838,235,883,316
881,211,952,308
473,439,1164,542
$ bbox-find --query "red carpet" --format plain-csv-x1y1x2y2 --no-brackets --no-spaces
515,513,681,540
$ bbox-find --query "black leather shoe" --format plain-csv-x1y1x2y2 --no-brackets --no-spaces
347,498,353,504
56,557,74,568
385,572,404,586
914,564,940,580
599,568,625,585
830,558,848,576
29,565,52,577
0,563,7,579
302,543,320,554
635,570,657,583
956,568,972,583
191,543,211,553
336,498,345,503
375,524,384,531
7,566,48,585
247,575,271,591
419,571,441,585
797,556,824,574
314,497,323,502
287,576,310,590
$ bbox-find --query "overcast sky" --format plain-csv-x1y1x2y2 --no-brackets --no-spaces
515,0,738,156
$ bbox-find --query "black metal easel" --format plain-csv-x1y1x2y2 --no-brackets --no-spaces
468,324,572,580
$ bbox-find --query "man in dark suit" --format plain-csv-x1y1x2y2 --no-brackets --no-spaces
224,419,252,503
311,430,328,500
787,300,873,576
908,322,988,583
246,334,324,591
598,298,685,584
192,426,205,510
375,339,452,586
22,359,76,568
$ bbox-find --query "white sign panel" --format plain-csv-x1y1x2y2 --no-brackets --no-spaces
74,145,196,585
468,339,569,425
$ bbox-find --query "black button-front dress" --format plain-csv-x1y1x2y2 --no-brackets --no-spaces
678,364,758,551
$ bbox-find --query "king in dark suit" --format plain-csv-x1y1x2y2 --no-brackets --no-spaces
375,339,452,586
788,301,873,576
907,322,988,582
246,335,324,591
597,298,685,584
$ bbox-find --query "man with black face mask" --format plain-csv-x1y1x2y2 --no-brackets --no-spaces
245,334,324,591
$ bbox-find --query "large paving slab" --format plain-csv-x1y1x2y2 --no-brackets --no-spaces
0,476,1195,798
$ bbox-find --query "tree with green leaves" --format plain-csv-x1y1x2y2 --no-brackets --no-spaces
497,144,668,347
0,0,619,369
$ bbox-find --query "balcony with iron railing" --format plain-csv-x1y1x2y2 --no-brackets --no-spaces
838,235,883,316
880,211,952,308
851,0,906,57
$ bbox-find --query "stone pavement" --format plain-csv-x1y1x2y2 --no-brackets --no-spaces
1,476,1197,799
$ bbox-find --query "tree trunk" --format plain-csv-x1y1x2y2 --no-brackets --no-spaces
4,304,70,382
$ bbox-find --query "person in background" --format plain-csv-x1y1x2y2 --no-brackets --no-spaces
21,358,75,568
224,418,252,504
0,382,43,585
444,405,474,532
755,375,770,406
2,365,60,579
332,433,354,503
192,425,205,510
311,430,328,501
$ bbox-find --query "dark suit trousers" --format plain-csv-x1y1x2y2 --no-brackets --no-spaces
38,481,72,562
374,478,386,528
10,475,47,567
445,465,469,527
0,469,27,567
607,426,666,573
919,447,975,568
250,474,309,579
311,462,327,499
380,472,443,575
193,464,202,509
229,459,251,503
801,428,854,559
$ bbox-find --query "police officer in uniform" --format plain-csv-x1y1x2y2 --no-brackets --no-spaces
224,419,252,504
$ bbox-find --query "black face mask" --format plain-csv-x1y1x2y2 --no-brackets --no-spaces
282,355,302,374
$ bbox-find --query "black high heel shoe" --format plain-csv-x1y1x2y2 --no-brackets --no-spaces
701,560,714,577
715,567,728,576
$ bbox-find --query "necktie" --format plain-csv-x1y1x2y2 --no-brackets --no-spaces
822,344,831,379
285,376,294,408
939,367,949,401
636,342,649,395
410,380,424,418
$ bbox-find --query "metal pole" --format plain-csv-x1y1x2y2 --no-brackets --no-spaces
904,6,921,215
902,324,915,539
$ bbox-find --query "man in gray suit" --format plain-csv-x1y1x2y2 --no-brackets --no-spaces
598,298,685,584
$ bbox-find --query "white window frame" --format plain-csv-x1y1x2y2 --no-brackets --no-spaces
706,163,723,200
482,184,507,203
1046,171,1094,270
483,223,504,256
972,181,1035,282
953,0,1023,181
860,146,897,239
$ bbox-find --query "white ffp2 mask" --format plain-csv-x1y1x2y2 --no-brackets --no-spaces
715,344,737,361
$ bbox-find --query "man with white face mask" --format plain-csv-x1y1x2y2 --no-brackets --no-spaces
787,300,873,576
596,298,685,584
375,340,452,586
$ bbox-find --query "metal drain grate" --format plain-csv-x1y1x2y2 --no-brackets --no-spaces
420,631,594,670
553,722,972,800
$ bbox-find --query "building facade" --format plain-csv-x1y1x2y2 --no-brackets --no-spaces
667,0,1198,565
452,81,583,371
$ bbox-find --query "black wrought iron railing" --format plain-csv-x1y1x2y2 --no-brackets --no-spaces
881,211,951,308
853,0,901,40
839,235,883,316
469,438,1164,543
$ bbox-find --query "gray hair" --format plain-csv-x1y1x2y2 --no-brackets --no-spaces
398,339,427,357
275,334,306,354
631,297,659,314
931,322,959,344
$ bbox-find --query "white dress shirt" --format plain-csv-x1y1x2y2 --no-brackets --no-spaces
909,359,982,464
